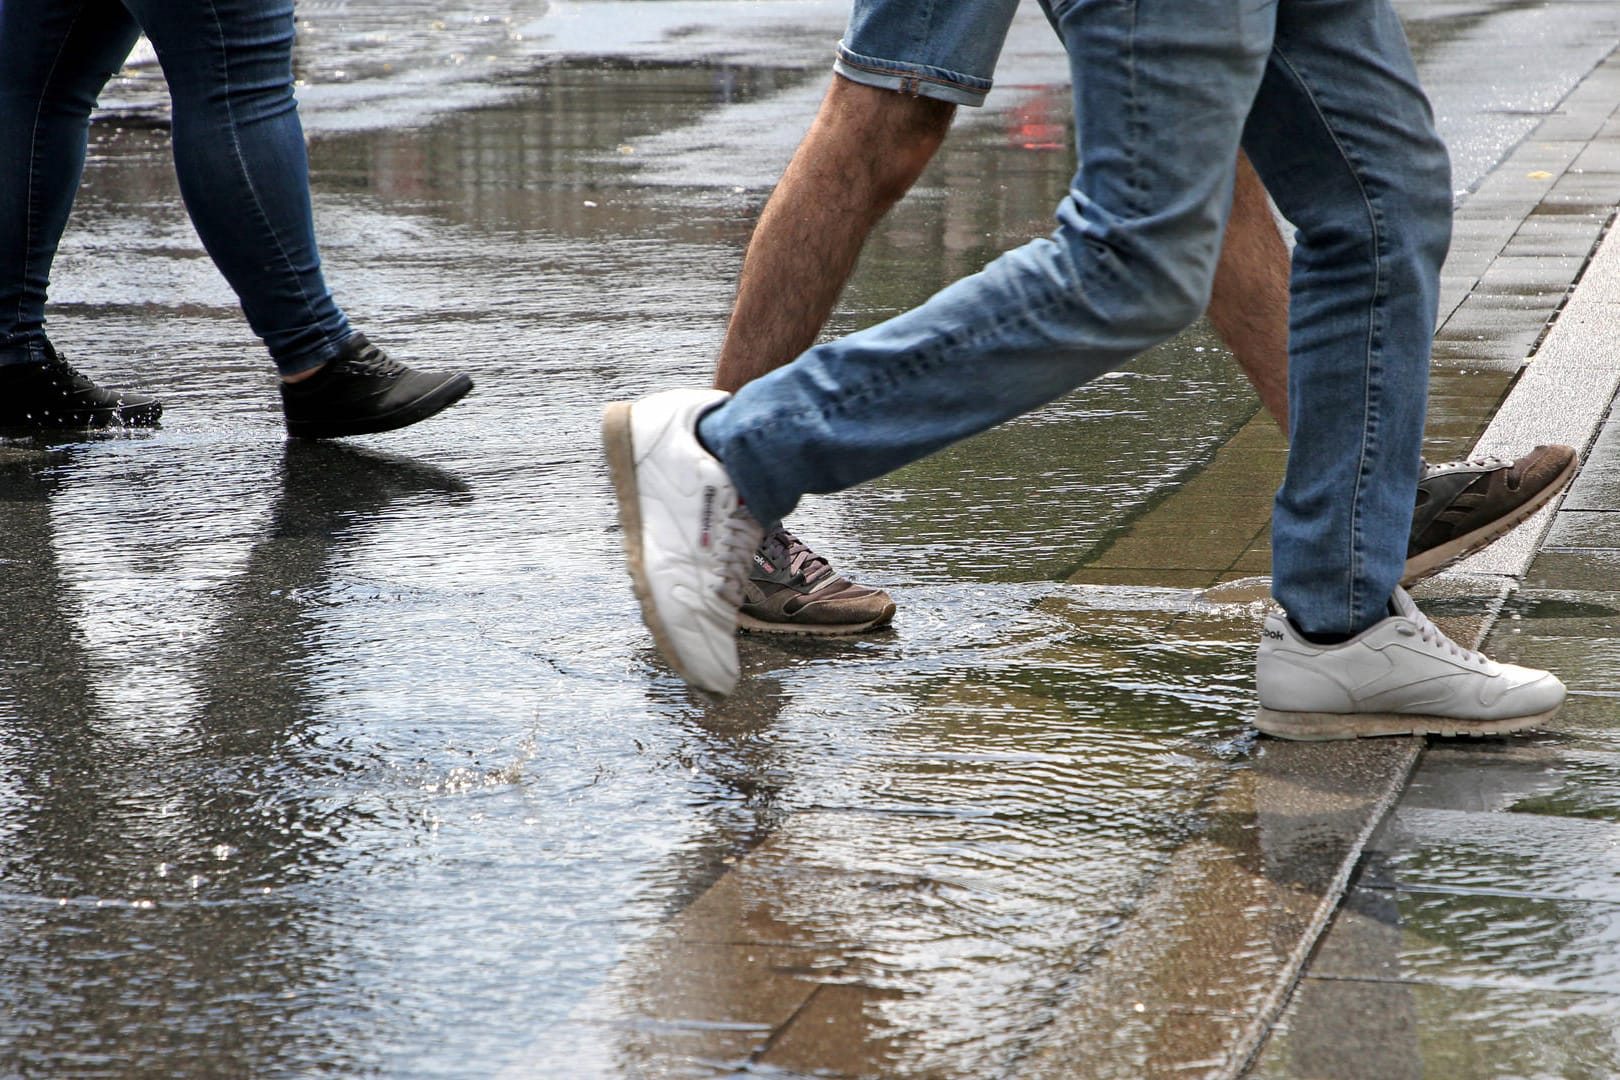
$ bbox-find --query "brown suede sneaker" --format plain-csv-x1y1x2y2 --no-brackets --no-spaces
1404,444,1579,584
738,526,896,636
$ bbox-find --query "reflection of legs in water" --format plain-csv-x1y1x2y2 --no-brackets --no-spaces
195,441,471,749
0,0,472,436
0,447,470,1070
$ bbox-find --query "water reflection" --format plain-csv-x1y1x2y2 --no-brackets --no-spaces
0,443,467,1076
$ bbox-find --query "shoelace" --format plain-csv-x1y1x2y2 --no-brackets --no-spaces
765,528,833,586
344,341,405,379
43,353,89,386
1405,607,1489,666
1422,453,1515,477
713,506,763,608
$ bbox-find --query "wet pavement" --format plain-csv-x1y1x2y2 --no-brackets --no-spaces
2,1,1619,1077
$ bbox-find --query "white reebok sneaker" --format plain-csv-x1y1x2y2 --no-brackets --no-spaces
1255,586,1565,740
603,388,763,695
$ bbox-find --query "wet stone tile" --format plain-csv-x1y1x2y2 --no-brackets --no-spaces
1473,254,1585,294
1542,510,1620,549
1487,632,1620,693
1524,548,1620,591
1540,692,1620,751
1560,465,1620,513
1434,299,1548,354
1362,805,1620,902
1065,567,1218,589
756,983,907,1079
1429,336,1534,370
1492,587,1620,637
1405,744,1620,822
1312,884,1620,993
1502,218,1608,258
1250,976,1620,1080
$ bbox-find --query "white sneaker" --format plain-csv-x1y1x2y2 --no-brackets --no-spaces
603,388,763,695
1255,586,1565,740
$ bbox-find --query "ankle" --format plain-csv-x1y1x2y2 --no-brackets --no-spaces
280,361,326,385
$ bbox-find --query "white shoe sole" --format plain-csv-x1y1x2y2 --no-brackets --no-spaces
1254,703,1563,741
1400,453,1579,585
603,401,723,693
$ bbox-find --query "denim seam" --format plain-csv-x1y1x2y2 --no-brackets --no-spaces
1273,47,1386,629
1124,0,1145,218
13,4,88,356
199,0,334,368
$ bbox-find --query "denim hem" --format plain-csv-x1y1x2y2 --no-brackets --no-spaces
0,339,49,365
834,48,991,108
274,330,355,377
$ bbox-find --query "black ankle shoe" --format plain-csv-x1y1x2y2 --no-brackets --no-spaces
279,334,473,439
0,346,162,431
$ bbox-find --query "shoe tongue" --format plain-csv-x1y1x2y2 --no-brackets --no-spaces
760,529,833,587
1389,586,1419,619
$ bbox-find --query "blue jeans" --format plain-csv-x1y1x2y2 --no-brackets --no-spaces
701,0,1452,639
0,0,351,375
834,0,1021,107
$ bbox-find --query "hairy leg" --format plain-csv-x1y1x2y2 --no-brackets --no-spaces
714,76,954,393
1209,152,1292,430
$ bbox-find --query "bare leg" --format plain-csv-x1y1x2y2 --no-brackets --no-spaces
1209,152,1292,431
714,76,954,393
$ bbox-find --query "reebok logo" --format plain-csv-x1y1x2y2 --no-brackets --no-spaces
699,486,716,549
1262,626,1285,641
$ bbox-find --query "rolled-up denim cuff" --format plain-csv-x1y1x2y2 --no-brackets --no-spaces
834,44,992,107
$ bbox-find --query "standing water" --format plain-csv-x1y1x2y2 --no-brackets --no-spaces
2,0,1616,1075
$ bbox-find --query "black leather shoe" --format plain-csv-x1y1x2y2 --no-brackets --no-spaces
0,345,162,430
279,334,472,439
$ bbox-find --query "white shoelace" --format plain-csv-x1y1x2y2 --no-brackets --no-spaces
1406,607,1489,666
712,506,762,608
1423,453,1513,477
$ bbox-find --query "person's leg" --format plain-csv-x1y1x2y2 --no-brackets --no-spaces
713,77,954,395
125,0,471,436
0,0,139,363
127,0,346,377
0,0,164,428
1213,156,1293,428
1244,0,1450,637
715,0,1018,635
1245,0,1563,735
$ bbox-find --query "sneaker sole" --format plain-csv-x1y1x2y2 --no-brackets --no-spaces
1400,452,1579,585
1254,703,1562,741
603,401,713,691
736,605,896,636
285,374,473,439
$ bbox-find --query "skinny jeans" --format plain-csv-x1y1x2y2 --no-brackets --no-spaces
0,0,350,375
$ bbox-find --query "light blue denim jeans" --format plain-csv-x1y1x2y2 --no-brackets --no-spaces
700,0,1452,639
0,0,352,375
834,0,1021,107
